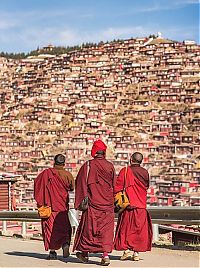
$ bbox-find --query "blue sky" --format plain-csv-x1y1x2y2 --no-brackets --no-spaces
0,0,199,53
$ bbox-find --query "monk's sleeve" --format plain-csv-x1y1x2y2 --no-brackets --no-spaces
34,170,50,207
146,171,150,189
34,170,46,207
112,165,117,188
74,163,87,210
114,167,126,194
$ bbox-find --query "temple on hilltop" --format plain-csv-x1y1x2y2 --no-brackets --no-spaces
144,32,176,46
40,44,54,52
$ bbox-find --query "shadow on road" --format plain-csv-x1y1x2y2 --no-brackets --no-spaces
5,251,49,260
153,244,200,252
4,251,118,266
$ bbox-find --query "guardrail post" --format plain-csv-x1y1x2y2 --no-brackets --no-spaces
21,221,27,237
153,224,159,242
2,220,7,234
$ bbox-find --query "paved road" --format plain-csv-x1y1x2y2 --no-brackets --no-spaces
0,236,199,268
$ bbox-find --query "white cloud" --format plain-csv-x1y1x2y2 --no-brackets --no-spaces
0,12,19,30
59,30,81,45
175,0,199,4
10,27,85,51
100,26,151,40
138,0,199,13
91,25,198,44
1,23,198,53
0,0,198,52
57,26,155,46
0,8,93,28
163,25,199,41
0,19,15,30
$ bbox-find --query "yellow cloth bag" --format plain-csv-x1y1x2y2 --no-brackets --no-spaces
38,206,52,219
114,166,130,214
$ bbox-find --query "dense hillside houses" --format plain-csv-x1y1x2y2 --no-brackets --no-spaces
0,35,199,209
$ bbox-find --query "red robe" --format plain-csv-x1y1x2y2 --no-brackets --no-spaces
114,164,152,252
34,166,73,251
73,155,116,253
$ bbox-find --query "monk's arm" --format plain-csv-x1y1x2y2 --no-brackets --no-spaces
74,164,87,209
34,170,47,207
68,172,75,191
114,167,126,194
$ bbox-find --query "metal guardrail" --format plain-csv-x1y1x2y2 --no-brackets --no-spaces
158,225,200,236
0,207,199,241
0,206,199,224
147,206,200,225
0,211,40,222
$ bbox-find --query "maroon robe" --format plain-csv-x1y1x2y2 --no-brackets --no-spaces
34,166,73,251
73,155,116,253
114,164,152,252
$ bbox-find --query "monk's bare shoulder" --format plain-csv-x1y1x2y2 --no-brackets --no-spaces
65,170,74,190
65,170,72,177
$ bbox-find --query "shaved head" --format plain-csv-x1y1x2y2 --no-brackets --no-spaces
131,152,143,164
54,154,65,165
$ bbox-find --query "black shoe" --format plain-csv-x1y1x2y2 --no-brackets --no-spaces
46,251,57,260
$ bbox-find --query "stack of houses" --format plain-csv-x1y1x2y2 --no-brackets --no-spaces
0,35,199,209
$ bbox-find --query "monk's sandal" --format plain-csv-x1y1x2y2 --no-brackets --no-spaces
76,252,89,263
132,253,140,261
101,257,110,266
120,250,132,261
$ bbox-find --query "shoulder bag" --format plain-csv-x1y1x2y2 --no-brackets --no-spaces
38,205,52,219
114,166,130,214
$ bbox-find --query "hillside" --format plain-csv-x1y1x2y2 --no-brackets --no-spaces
0,35,199,207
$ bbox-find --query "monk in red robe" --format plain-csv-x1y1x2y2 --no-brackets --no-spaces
73,140,116,266
34,154,74,260
114,152,152,261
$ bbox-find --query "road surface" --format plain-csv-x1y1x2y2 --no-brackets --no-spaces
0,236,199,267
